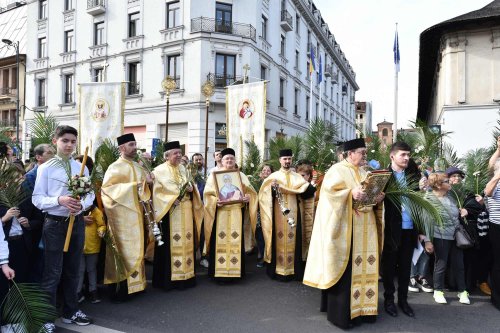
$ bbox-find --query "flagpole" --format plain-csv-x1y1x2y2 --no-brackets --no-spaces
309,75,313,123
393,23,399,142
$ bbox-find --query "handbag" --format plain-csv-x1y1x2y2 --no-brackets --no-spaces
454,223,474,249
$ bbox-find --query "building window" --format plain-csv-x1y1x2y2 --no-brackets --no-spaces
261,15,267,41
39,0,47,19
306,96,310,121
128,12,140,38
64,0,73,11
295,50,299,68
296,14,300,34
294,89,299,115
279,79,284,107
382,128,388,137
11,68,17,89
166,1,180,28
167,54,180,87
215,53,236,87
94,21,105,46
64,74,74,104
93,68,104,82
127,62,139,95
37,79,46,106
260,65,266,81
215,2,232,34
315,102,319,119
280,35,286,56
38,37,46,58
64,30,74,52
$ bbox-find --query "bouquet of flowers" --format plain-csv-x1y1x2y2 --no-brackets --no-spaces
68,175,92,198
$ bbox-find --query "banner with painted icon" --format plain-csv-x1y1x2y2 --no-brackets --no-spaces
226,81,267,166
78,82,125,157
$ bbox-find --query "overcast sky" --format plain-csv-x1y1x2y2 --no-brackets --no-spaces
314,0,492,131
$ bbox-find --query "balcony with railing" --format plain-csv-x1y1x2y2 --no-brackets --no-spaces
87,0,105,15
38,96,46,107
280,10,293,32
191,17,256,42
207,73,243,88
324,64,332,78
331,71,339,84
0,87,16,98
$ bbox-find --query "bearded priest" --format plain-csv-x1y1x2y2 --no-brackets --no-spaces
258,149,316,282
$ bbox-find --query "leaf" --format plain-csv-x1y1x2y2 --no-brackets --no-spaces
302,118,338,173
28,113,59,149
91,139,120,192
241,139,263,191
1,280,58,333
0,159,28,208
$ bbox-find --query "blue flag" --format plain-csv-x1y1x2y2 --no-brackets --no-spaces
318,55,323,84
393,30,400,72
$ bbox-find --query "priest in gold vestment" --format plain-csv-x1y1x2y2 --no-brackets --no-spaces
303,138,384,329
204,148,257,281
101,133,152,301
152,141,203,290
259,149,316,281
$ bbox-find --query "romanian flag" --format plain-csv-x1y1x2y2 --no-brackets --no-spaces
309,45,315,75
318,54,323,84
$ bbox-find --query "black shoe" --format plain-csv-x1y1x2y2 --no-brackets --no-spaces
398,300,415,317
384,300,398,317
362,315,377,324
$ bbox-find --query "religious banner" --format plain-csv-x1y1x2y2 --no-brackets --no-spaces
78,82,125,157
226,81,267,166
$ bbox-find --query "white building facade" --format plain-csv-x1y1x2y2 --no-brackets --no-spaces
24,0,358,162
355,101,372,138
417,1,500,156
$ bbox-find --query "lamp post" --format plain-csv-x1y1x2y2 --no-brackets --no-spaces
2,39,20,153
201,80,215,178
161,76,176,142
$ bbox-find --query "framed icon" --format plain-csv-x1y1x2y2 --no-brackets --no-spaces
213,169,244,205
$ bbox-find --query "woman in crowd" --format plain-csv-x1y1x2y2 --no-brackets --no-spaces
426,172,470,305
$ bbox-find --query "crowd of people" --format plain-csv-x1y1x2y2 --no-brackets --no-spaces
0,127,499,332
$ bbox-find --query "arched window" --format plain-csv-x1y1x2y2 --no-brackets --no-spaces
382,128,388,137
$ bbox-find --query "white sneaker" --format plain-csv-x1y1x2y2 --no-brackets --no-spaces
408,277,420,292
458,291,471,304
200,258,209,268
433,290,447,304
39,322,56,333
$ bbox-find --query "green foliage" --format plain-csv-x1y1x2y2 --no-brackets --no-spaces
460,148,490,195
241,139,263,191
92,139,120,191
28,113,59,149
365,133,390,169
385,177,444,237
1,280,58,333
303,118,338,173
0,159,28,208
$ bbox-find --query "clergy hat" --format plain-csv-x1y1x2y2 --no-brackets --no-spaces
164,141,180,151
343,138,366,151
279,149,293,157
116,133,136,146
221,148,235,158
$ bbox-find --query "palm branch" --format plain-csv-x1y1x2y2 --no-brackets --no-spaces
28,113,59,148
241,139,263,191
365,133,390,168
1,280,58,333
91,139,120,190
102,228,127,289
0,159,28,208
460,148,489,195
303,118,338,172
151,140,165,167
385,176,444,237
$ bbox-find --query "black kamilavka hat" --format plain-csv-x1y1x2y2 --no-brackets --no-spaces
343,138,366,151
279,149,293,157
116,133,136,145
221,148,235,158
164,141,181,151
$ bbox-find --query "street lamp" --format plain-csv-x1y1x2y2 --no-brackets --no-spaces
161,76,176,142
2,39,20,152
201,80,215,178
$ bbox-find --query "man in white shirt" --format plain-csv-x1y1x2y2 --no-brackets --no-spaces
33,125,95,332
208,150,222,176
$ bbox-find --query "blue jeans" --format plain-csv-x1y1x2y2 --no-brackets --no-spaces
42,215,84,318
410,248,430,278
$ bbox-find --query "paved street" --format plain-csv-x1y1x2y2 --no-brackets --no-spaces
53,255,500,333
